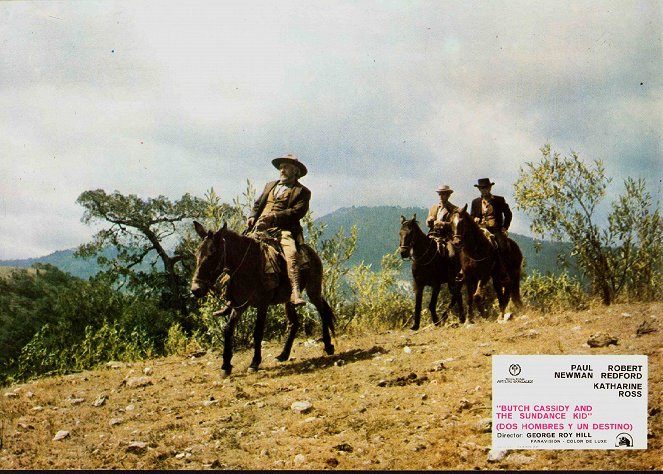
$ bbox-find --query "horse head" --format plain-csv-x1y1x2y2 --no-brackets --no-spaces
450,204,470,247
191,220,228,298
399,214,419,259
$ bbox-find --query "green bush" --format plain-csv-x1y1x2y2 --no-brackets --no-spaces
521,271,588,312
344,252,411,331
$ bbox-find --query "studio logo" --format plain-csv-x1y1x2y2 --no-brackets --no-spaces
509,364,522,376
615,433,633,448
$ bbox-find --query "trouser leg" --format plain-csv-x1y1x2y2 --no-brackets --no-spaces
490,228,510,284
281,231,305,306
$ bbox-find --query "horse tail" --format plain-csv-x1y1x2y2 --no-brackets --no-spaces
321,298,336,338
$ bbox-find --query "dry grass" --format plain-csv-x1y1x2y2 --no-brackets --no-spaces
1,301,661,470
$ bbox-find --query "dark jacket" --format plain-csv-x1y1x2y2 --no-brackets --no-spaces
249,180,310,239
470,195,512,230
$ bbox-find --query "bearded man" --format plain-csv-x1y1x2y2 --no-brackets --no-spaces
247,154,310,306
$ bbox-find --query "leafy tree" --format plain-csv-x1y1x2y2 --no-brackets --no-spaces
76,189,208,320
514,144,662,304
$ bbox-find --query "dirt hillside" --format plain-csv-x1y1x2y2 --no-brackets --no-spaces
1,301,661,470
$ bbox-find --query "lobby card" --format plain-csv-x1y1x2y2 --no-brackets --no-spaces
492,355,648,449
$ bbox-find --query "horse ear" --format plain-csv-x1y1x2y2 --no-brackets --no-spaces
400,215,406,224
461,204,468,214
222,221,228,231
193,221,207,239
413,213,416,221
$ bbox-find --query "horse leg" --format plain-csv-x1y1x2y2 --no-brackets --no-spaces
276,302,300,362
511,276,523,310
429,282,441,326
411,281,424,330
491,278,505,317
308,295,336,355
221,308,244,377
248,306,267,372
465,278,476,324
445,281,463,324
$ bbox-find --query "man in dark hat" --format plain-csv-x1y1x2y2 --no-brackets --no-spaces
247,154,310,306
470,178,512,283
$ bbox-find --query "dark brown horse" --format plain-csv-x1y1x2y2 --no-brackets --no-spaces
191,221,335,376
450,205,523,321
399,215,464,329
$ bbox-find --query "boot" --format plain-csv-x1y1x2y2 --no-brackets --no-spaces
286,258,306,306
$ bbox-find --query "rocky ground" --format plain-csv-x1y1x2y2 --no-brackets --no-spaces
1,301,661,470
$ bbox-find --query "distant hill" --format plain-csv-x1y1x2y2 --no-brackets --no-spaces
0,247,155,280
316,206,578,277
1,206,578,280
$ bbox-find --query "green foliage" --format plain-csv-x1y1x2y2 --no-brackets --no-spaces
514,144,662,304
0,264,175,384
521,271,589,313
304,212,358,312
76,189,209,320
164,323,190,356
607,177,663,301
345,252,411,331
16,320,157,380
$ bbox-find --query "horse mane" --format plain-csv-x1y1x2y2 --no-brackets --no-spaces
455,207,493,248
402,216,427,236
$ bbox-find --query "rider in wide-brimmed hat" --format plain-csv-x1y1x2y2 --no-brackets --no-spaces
247,154,310,306
426,184,458,234
426,183,459,264
470,177,512,283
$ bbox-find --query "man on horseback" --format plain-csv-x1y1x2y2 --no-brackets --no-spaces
426,184,464,284
426,184,458,254
470,178,512,284
247,154,310,306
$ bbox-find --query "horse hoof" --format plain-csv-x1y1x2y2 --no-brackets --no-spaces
220,370,232,378
247,366,259,373
325,344,335,356
275,354,289,362
410,324,420,331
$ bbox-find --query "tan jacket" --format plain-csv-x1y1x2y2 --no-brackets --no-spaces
426,202,458,233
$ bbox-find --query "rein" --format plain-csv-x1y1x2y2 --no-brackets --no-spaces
212,235,257,311
453,217,493,264
400,225,439,267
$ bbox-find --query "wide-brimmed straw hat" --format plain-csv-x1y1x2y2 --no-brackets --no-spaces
271,154,307,177
474,178,495,188
436,184,454,194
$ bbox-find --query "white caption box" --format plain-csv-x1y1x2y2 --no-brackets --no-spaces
492,355,647,449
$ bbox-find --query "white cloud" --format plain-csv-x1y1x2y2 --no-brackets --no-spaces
0,0,661,259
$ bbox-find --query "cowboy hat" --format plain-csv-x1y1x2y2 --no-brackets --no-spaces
474,178,495,188
435,184,454,194
271,154,307,177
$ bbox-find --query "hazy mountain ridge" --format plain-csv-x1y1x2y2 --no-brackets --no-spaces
1,206,577,279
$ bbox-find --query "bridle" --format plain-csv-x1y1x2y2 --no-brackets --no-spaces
195,233,255,310
452,213,491,263
399,222,438,267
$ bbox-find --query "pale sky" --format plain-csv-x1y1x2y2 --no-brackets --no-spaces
1,0,661,259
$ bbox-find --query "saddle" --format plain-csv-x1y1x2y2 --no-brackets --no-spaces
479,227,499,249
250,231,310,290
427,229,452,258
